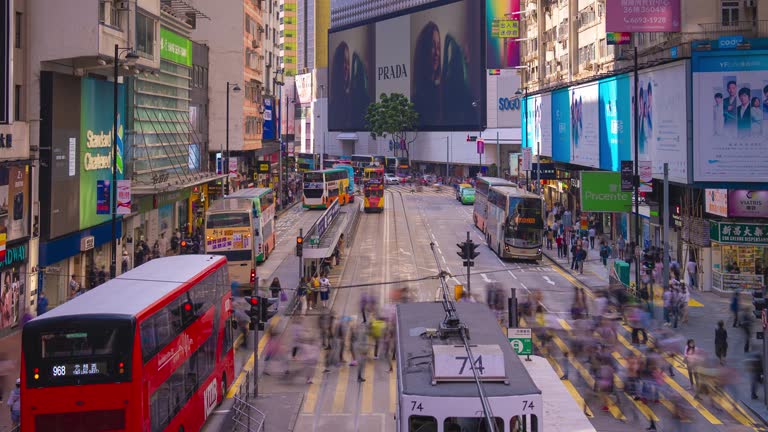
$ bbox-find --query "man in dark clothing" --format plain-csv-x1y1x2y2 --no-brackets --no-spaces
740,308,754,353
731,291,740,327
715,320,728,365
571,243,578,270
747,352,763,399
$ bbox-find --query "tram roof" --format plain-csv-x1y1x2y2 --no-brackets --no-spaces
396,302,541,398
489,185,541,199
475,177,515,186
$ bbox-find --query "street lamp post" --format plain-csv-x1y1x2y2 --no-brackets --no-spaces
111,44,139,279
632,45,643,301
225,82,242,196
273,70,285,209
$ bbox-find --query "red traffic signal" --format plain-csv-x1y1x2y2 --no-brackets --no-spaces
297,236,303,244
246,296,259,306
183,302,192,312
180,240,188,247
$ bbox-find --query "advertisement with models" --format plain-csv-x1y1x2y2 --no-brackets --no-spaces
329,24,375,131
692,50,768,182
522,93,552,157
328,0,484,131
569,82,600,168
632,62,688,183
599,75,632,171
551,89,571,163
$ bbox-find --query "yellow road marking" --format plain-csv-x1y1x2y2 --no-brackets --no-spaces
548,263,595,299
333,363,350,413
362,359,375,413
389,364,397,414
226,331,269,399
548,331,626,420
543,355,593,418
610,352,659,422
302,361,326,413
615,332,722,424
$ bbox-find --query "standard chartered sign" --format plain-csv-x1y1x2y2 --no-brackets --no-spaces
83,130,113,171
581,172,631,212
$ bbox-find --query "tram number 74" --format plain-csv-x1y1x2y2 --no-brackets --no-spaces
455,355,485,375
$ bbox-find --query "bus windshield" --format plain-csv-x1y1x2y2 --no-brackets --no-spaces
505,198,543,247
304,172,324,183
41,328,119,358
206,212,250,228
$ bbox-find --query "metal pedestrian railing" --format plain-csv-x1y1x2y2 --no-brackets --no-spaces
231,371,266,432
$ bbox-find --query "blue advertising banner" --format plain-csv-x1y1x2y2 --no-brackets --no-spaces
551,89,571,163
693,49,768,182
96,180,110,215
262,97,275,141
599,75,632,171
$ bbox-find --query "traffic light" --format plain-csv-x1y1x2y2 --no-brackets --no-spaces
457,240,480,261
245,296,260,319
296,236,303,257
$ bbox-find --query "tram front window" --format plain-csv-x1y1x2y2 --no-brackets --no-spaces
408,415,437,432
444,417,504,432
511,415,539,432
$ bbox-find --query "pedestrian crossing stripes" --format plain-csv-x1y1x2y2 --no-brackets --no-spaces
302,355,398,415
386,184,457,198
522,315,763,430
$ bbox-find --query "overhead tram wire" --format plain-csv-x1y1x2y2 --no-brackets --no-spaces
429,241,499,432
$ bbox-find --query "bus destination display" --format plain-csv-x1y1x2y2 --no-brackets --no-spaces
51,361,108,378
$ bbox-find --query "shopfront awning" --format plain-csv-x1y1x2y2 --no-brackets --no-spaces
132,173,227,196
336,133,359,141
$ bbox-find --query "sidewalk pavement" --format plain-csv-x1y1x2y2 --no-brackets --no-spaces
542,243,768,425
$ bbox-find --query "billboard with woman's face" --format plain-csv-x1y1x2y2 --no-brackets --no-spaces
328,24,375,131
328,0,485,132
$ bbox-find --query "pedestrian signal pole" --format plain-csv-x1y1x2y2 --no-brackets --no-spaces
245,295,266,397
457,231,480,297
297,229,304,281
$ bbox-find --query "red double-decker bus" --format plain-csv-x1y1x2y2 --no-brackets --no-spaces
21,255,235,432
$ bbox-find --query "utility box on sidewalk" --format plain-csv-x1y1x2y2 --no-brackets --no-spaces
614,260,630,286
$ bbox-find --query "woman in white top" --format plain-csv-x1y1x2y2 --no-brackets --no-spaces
319,275,331,309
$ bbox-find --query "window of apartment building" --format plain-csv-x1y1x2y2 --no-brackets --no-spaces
15,12,21,49
273,29,277,44
578,43,596,65
559,54,568,71
136,13,155,58
722,1,739,26
578,5,596,29
598,38,607,58
14,85,21,121
99,0,121,28
265,24,270,41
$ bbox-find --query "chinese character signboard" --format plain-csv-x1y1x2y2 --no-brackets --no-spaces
606,0,681,33
705,189,728,217
710,221,768,245
116,180,131,215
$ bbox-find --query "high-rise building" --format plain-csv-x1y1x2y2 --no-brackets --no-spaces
194,0,266,176
29,0,218,310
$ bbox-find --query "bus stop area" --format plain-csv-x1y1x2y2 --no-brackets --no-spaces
300,200,361,282
203,200,361,432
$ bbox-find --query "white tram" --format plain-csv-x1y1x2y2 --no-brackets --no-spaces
395,302,544,432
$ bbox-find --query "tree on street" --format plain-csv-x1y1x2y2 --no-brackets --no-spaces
365,93,418,165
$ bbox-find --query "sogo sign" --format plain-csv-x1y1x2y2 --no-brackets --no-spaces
498,97,521,111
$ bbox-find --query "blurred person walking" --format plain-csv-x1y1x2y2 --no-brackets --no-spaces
715,320,728,365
